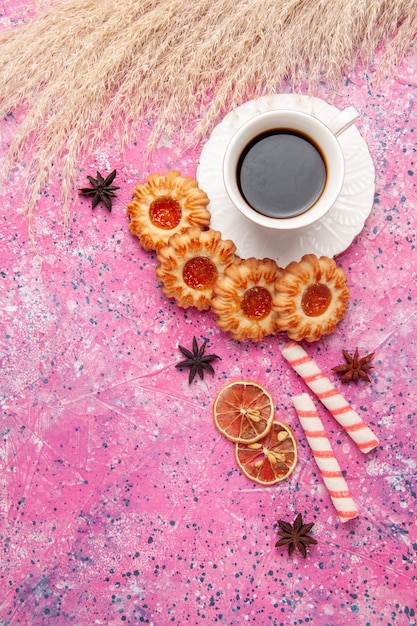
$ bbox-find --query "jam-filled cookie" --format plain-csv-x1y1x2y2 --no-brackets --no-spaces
156,227,237,310
211,257,284,342
127,170,211,251
273,254,350,342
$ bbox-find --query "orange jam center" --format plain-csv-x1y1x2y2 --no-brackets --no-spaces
301,283,332,317
149,196,182,230
240,286,272,320
183,256,218,290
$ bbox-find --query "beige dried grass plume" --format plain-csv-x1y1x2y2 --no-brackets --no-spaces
0,0,416,231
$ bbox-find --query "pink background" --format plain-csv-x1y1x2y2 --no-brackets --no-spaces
1,3,416,625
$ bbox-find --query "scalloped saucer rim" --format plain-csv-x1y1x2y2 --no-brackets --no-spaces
196,94,375,266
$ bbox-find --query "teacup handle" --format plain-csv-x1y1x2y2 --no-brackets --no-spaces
327,106,360,137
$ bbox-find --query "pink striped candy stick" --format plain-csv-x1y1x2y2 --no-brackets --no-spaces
281,341,379,454
292,393,359,522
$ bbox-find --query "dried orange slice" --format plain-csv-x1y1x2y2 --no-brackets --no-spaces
213,380,274,444
235,420,297,485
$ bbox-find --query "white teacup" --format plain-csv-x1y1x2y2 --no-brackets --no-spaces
222,106,359,230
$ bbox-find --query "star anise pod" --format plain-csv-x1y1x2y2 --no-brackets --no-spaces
275,513,318,558
78,169,120,211
175,336,221,384
331,348,374,384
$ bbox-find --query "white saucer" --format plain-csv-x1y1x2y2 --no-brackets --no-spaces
196,94,375,266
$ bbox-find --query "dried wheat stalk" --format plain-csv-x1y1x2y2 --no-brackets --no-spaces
0,0,416,231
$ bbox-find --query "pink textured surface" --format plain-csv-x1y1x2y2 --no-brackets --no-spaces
1,5,417,626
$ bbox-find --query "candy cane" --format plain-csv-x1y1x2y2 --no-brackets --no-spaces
292,393,359,522
281,341,379,454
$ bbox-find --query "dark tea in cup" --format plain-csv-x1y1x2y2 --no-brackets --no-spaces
237,129,327,219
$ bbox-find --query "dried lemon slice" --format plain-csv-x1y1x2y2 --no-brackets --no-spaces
235,420,297,485
213,380,274,444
